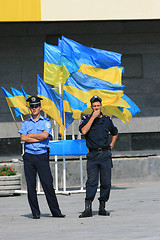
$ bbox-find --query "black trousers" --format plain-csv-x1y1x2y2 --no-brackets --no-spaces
23,152,61,216
85,150,112,202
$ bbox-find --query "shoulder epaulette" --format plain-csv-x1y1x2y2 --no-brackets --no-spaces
82,115,90,120
105,115,112,120
44,117,50,121
23,118,30,122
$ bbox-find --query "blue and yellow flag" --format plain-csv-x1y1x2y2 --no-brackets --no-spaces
37,75,77,133
101,94,140,123
44,37,140,123
63,90,87,119
11,87,29,115
44,43,70,86
78,65,123,85
44,41,124,99
37,74,64,134
21,85,30,100
63,70,128,110
2,87,22,117
44,41,130,120
120,94,140,122
60,36,122,69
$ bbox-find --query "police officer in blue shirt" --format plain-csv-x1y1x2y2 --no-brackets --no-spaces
19,96,65,219
79,95,118,218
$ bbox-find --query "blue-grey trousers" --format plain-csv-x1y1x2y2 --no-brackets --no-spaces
85,150,112,202
23,152,61,216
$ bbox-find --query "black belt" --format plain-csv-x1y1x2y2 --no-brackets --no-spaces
89,147,110,153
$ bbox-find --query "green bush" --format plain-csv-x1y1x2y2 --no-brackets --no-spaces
0,165,17,176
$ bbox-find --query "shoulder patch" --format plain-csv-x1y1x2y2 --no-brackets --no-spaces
45,122,50,128
80,115,90,125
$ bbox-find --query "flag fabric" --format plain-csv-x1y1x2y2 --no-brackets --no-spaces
63,90,87,119
78,65,123,85
44,43,70,86
59,38,131,115
37,74,65,134
2,87,18,107
59,36,122,69
44,43,62,86
45,41,123,87
21,85,30,108
44,40,130,120
120,94,141,122
37,74,75,137
21,85,29,99
43,37,140,123
13,107,22,117
63,71,129,110
101,94,141,123
59,37,141,121
44,41,127,110
1,87,22,117
11,87,29,115
66,70,124,92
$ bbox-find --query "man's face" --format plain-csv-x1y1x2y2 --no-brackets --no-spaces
91,101,102,111
30,105,42,116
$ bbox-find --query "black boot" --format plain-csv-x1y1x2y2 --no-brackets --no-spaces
79,200,92,218
98,200,110,216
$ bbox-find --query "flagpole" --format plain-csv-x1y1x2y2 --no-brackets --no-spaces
20,115,24,121
71,123,75,140
59,82,66,140
51,119,54,140
9,106,19,130
59,82,66,192
54,120,58,140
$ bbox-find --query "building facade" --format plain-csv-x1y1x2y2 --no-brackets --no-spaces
0,1,160,154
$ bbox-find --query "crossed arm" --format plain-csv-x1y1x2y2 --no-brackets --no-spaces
20,130,49,143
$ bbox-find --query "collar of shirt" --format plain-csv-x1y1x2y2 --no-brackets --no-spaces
30,115,44,122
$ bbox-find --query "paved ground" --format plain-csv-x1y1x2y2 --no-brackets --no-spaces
0,182,160,240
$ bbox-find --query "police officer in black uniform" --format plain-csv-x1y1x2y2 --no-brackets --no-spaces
79,95,118,218
19,96,65,219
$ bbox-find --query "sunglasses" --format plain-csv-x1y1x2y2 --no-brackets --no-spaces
30,105,40,109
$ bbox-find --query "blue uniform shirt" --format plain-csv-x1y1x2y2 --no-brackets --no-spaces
79,114,118,149
19,115,52,155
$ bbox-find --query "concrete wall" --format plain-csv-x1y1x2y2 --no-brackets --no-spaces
0,20,160,153
1,0,160,22
40,0,160,21
3,154,160,190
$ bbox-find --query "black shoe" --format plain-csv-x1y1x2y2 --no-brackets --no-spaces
98,208,110,216
52,213,66,218
79,200,92,218
33,214,40,219
98,200,110,216
79,210,92,218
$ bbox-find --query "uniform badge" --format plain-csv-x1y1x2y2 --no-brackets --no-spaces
46,122,50,128
31,97,36,102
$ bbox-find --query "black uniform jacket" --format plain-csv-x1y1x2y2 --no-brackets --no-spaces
79,113,118,149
